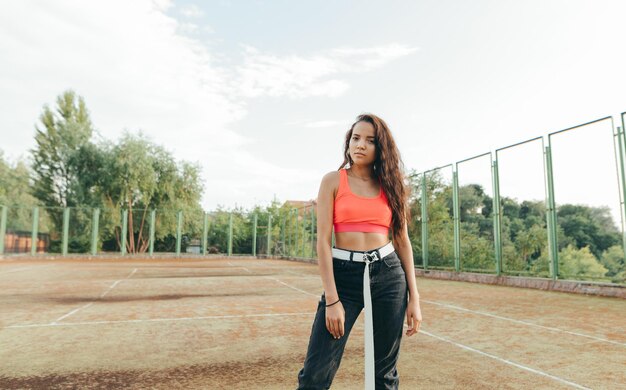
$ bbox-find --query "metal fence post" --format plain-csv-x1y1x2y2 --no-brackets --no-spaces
300,207,306,257
62,207,70,256
452,169,461,272
91,208,100,256
252,213,257,256
176,210,182,257
0,206,6,254
287,210,292,256
295,208,299,258
228,212,233,256
202,212,209,255
622,114,626,254
420,175,429,269
281,215,286,257
31,207,39,256
491,159,503,275
292,208,297,256
149,209,155,256
310,207,315,258
544,144,559,279
615,126,626,258
120,209,127,256
267,214,272,257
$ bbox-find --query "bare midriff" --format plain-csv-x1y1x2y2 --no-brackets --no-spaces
335,231,391,252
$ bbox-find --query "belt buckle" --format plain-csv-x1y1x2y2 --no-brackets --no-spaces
363,251,379,264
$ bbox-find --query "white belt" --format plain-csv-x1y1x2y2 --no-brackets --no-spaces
331,241,395,390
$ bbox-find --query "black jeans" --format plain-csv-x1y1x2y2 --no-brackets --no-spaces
297,251,408,389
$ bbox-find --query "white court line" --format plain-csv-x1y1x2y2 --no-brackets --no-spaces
51,268,138,324
422,299,626,348
227,261,251,273
0,266,41,275
236,266,252,273
222,264,315,278
100,280,122,298
277,268,316,277
226,260,317,296
99,268,137,298
4,311,316,329
264,276,319,297
53,303,94,323
420,330,592,390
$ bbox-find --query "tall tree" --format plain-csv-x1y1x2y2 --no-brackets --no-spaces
30,90,94,212
95,133,204,253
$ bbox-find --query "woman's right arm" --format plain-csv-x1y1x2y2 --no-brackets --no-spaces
316,171,344,339
316,171,338,300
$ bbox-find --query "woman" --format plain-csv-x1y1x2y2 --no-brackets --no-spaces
297,113,422,389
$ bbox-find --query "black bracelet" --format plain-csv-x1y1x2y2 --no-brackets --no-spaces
325,298,341,307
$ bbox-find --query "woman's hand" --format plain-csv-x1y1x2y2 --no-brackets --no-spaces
325,300,345,339
405,298,422,336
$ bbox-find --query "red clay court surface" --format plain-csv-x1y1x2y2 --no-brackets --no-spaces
0,256,625,389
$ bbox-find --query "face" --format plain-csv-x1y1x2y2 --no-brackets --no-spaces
349,121,377,166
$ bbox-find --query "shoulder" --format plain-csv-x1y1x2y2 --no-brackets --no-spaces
318,170,341,196
320,170,341,188
321,170,341,182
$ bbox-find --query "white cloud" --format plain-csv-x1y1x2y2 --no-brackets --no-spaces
178,22,200,34
235,46,348,98
234,43,417,99
151,0,173,12
180,4,204,18
331,43,419,69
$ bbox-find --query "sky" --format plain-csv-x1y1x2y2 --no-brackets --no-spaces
1,0,626,223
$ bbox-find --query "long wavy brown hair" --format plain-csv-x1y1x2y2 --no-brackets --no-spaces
339,113,411,240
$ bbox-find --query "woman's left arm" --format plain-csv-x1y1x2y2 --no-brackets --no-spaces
394,218,422,336
394,218,419,299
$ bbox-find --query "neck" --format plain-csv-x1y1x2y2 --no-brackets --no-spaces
349,164,375,180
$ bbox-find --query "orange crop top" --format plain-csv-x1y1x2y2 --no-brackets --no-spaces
333,168,392,234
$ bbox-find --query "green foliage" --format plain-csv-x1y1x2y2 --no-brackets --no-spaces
558,245,609,279
459,221,495,271
0,153,33,207
600,245,625,282
31,90,94,210
557,205,620,257
511,224,546,270
523,229,613,280
201,199,315,257
0,152,49,232
407,170,624,282
424,173,454,267
206,207,253,254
